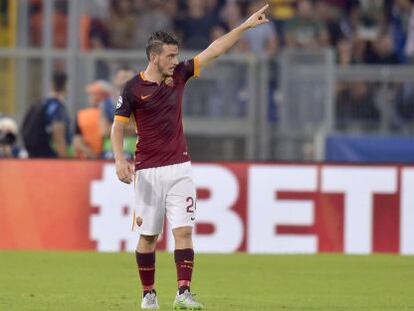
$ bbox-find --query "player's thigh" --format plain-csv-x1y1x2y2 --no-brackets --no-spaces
134,169,166,235
165,175,196,229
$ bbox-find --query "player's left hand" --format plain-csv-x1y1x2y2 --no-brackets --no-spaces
242,4,269,29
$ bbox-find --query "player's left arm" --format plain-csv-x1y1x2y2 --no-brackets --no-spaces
196,4,269,69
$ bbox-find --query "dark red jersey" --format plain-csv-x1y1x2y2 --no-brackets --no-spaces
114,57,200,171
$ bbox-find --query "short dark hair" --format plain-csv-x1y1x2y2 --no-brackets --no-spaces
146,31,179,61
52,71,67,92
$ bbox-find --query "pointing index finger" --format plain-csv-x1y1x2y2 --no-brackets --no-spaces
257,4,269,14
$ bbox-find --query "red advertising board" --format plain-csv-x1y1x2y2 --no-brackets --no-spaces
0,160,413,255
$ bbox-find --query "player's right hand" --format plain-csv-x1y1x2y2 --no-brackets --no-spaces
242,4,269,29
115,159,134,184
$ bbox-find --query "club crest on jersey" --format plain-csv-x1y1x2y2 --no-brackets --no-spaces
116,96,123,109
165,77,174,87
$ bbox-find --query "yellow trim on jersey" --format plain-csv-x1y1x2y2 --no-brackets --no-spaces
140,71,148,81
114,115,130,123
193,56,200,77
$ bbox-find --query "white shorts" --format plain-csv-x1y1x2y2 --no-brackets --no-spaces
133,161,196,235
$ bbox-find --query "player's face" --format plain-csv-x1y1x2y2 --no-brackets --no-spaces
88,92,103,106
155,44,179,77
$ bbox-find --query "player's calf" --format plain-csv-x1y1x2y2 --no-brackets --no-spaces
135,250,157,309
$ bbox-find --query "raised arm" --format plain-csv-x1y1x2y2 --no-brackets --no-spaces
197,4,269,68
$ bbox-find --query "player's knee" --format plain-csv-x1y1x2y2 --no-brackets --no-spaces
172,227,193,242
137,234,158,251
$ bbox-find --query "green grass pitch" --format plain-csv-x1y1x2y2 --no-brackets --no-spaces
0,251,413,310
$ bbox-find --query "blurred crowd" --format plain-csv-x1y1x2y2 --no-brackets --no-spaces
27,0,414,65
2,0,414,159
0,67,135,159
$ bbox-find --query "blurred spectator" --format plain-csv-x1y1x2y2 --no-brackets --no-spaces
396,82,414,120
336,36,353,66
244,0,278,57
268,0,296,42
134,0,176,49
177,0,218,50
83,0,110,19
0,116,25,158
29,0,68,48
73,80,113,159
322,0,349,11
28,0,44,46
285,0,329,48
347,0,387,64
97,79,116,138
217,2,247,53
109,65,136,137
315,0,350,46
220,2,243,30
210,24,227,42
269,0,296,22
390,0,412,62
22,72,71,158
104,66,137,158
351,0,386,41
205,0,224,15
89,23,111,79
351,36,368,63
112,65,135,98
403,1,414,59
365,33,400,64
89,19,111,49
349,0,386,58
336,82,380,127
106,0,136,49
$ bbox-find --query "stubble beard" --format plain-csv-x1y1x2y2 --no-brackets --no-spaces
157,62,172,79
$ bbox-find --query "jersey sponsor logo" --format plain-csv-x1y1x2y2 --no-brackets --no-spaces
140,94,151,100
116,96,123,109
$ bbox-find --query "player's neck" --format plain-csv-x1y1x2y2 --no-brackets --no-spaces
143,65,163,85
49,91,65,103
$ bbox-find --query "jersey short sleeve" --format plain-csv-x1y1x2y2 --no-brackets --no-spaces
102,98,115,122
45,99,66,124
114,87,132,123
175,56,200,83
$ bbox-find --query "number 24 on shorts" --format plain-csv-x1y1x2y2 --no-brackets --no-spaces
186,197,196,213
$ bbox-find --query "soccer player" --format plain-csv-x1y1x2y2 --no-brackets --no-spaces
111,4,269,310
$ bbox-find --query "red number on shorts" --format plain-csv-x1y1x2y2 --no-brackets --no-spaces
186,197,195,213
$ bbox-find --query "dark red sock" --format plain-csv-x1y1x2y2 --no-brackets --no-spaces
135,251,155,293
174,248,194,293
